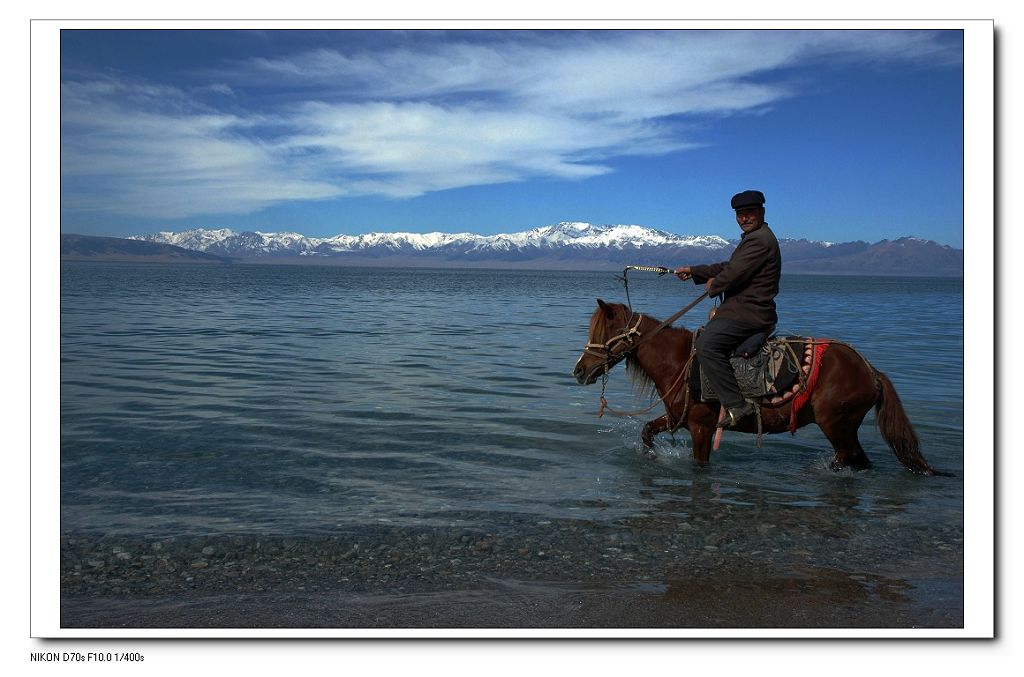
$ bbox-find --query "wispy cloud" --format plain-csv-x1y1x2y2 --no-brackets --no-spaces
60,30,960,219
61,78,342,217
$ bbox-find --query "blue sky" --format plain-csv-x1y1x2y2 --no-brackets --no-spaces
59,29,965,246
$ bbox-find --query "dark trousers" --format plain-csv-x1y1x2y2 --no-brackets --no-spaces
695,316,764,409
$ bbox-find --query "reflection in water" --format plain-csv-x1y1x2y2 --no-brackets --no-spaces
623,468,961,591
658,565,920,627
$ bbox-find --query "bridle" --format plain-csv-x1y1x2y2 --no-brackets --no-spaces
580,312,645,377
579,290,709,379
577,291,709,421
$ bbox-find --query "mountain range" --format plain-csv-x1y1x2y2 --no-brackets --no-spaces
60,222,963,276
60,233,232,263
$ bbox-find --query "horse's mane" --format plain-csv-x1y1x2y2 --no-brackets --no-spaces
626,354,660,401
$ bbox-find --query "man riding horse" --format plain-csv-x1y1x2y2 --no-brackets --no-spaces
674,190,782,430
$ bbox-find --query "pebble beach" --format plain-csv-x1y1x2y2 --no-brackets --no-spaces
61,506,963,629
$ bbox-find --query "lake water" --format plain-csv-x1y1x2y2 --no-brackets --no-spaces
59,263,965,627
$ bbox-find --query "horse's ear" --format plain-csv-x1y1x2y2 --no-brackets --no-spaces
597,298,614,317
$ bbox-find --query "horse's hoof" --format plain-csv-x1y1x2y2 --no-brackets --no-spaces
642,448,657,460
831,459,872,472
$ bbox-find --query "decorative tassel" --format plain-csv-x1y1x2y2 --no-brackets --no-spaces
790,342,829,433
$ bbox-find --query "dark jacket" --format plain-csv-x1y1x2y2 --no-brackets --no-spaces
689,223,781,329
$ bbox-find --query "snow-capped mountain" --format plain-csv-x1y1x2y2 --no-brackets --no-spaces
120,222,963,276
132,222,733,258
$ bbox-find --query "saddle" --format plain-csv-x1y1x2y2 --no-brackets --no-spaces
689,330,813,407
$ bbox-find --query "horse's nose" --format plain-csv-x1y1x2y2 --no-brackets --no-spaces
573,358,593,384
572,360,584,380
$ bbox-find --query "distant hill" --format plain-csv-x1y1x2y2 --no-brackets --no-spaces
61,234,232,263
65,223,963,276
782,237,964,276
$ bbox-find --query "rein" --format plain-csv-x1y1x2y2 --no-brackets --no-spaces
586,291,709,420
618,265,670,311
597,352,693,421
585,290,709,373
636,291,709,348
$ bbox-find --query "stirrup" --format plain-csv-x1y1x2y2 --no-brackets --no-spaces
716,403,754,429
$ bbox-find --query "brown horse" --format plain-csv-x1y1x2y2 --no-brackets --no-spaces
573,299,937,475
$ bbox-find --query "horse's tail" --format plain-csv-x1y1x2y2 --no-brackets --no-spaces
873,370,936,476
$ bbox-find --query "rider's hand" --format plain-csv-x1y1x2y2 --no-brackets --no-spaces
674,266,692,281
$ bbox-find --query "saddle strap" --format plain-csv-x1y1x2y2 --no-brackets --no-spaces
755,402,764,447
668,350,698,434
713,400,764,450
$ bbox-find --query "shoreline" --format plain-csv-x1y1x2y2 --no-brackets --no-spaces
60,525,963,630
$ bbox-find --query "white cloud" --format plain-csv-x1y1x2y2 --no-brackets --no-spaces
61,80,342,218
280,100,696,198
60,29,959,219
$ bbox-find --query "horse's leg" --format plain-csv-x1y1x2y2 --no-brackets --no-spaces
641,415,670,457
689,424,714,467
687,403,717,467
816,409,873,471
812,355,877,471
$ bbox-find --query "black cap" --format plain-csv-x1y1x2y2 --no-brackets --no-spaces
731,190,766,210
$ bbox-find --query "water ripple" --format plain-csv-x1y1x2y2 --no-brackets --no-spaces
61,263,964,542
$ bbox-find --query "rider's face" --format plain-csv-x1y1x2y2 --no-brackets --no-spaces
735,207,765,233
